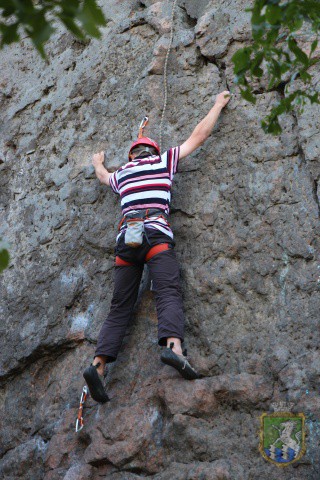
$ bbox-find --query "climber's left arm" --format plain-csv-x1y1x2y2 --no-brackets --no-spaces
92,151,112,186
179,90,231,160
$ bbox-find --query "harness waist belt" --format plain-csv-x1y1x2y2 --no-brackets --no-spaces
124,208,169,220
118,208,169,232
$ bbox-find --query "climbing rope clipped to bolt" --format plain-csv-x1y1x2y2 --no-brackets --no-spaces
159,0,178,153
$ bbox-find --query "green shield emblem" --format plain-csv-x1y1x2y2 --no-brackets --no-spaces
259,411,306,466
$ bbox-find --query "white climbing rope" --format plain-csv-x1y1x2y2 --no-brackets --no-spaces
159,0,177,154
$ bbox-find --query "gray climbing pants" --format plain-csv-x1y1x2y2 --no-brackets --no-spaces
94,228,185,363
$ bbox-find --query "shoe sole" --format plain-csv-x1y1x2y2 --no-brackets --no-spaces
83,366,110,403
160,349,199,380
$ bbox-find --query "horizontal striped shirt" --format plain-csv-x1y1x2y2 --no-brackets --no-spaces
109,146,180,240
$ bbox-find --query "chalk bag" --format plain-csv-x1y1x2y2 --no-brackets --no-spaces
124,218,145,248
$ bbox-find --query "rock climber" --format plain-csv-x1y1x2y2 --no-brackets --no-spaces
83,90,231,403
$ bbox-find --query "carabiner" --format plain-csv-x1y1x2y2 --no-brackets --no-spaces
75,385,88,433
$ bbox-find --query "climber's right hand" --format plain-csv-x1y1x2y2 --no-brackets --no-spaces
215,90,231,108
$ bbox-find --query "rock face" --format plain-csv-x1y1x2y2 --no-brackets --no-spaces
0,0,320,479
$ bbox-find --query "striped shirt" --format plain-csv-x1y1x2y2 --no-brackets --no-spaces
109,146,180,240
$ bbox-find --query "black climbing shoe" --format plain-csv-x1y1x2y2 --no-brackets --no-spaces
160,342,200,380
83,362,110,403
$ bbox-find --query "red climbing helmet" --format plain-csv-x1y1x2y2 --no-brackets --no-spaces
128,136,160,159
128,116,160,159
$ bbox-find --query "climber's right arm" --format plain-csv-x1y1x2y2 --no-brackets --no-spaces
179,90,231,160
92,151,112,186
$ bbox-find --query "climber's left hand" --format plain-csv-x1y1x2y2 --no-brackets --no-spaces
92,151,105,169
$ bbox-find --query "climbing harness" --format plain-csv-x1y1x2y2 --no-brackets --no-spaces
118,208,170,250
159,0,177,153
116,208,172,265
75,385,89,433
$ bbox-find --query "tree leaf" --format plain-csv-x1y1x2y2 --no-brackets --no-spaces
250,51,264,77
251,0,264,26
240,87,257,104
309,57,319,66
299,69,312,82
280,63,290,74
0,239,10,273
59,0,81,16
288,37,309,66
266,26,280,45
31,20,54,46
289,17,303,32
0,2,16,18
310,38,318,55
26,14,55,59
262,116,282,135
266,4,282,25
58,14,85,40
231,47,252,74
307,92,319,103
230,0,320,135
253,65,264,77
76,0,107,38
0,0,107,57
0,22,19,46
83,0,106,25
270,58,281,79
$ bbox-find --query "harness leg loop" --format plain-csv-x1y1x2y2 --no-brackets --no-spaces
145,243,171,262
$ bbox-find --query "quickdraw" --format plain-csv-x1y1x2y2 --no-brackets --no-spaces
75,385,89,433
138,116,149,138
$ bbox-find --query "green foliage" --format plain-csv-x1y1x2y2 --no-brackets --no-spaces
0,0,108,58
231,0,320,134
0,239,10,273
